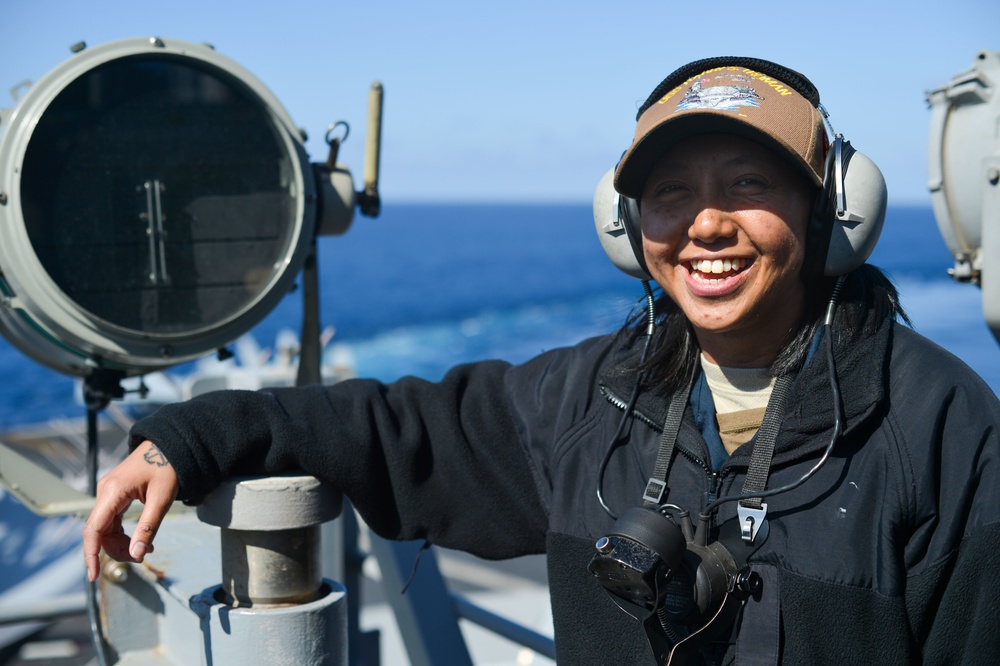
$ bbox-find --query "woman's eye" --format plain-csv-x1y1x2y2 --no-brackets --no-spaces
734,176,768,192
654,183,685,197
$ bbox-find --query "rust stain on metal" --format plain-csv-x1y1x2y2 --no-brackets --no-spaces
142,561,168,580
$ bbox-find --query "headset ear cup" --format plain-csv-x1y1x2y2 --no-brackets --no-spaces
593,169,653,280
823,145,887,276
804,179,835,283
805,138,888,279
620,196,650,277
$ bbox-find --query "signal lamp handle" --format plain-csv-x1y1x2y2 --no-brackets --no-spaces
360,81,383,217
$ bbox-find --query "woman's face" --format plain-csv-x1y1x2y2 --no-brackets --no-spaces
639,133,816,368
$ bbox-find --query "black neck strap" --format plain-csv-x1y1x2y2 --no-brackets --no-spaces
642,369,794,512
738,373,793,509
641,371,695,507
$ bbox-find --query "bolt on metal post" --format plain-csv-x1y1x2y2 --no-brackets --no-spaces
197,473,343,607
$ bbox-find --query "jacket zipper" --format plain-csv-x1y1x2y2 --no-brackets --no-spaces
598,385,661,431
600,383,721,484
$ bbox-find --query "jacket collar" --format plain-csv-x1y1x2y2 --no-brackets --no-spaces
599,317,894,465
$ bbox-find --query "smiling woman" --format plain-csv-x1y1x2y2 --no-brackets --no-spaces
638,134,814,368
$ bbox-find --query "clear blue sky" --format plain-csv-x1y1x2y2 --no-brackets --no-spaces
2,0,997,204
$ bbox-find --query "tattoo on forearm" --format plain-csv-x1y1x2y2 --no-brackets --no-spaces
143,443,170,468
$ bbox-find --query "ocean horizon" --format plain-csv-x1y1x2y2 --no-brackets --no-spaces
0,202,997,428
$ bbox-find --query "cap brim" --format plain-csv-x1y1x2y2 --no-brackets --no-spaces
614,113,822,200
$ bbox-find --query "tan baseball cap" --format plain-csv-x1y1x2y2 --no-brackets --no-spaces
614,57,828,199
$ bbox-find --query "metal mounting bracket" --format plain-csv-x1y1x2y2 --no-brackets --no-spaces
737,502,768,544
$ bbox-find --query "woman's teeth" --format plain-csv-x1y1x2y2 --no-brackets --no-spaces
690,258,745,274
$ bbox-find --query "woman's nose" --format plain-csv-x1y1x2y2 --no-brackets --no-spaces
688,208,737,243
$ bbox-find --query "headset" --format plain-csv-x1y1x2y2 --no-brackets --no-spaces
593,70,888,282
588,58,887,665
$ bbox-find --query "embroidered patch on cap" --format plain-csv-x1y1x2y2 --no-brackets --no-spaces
676,74,763,112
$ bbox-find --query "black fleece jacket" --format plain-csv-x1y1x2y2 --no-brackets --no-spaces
132,315,1000,665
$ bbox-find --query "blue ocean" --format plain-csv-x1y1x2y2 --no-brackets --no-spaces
0,202,998,429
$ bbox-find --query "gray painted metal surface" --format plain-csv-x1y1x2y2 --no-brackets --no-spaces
198,473,343,608
0,439,93,517
368,536,474,666
102,501,348,665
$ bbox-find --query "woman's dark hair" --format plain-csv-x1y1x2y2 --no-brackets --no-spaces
623,264,909,393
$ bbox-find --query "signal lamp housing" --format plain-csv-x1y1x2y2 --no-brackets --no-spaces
0,37,331,377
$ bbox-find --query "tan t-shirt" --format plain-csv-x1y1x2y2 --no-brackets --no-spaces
700,355,775,455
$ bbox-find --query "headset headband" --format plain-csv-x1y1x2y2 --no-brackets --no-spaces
595,56,887,280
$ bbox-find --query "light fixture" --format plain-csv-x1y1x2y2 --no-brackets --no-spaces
927,50,1000,342
0,37,371,378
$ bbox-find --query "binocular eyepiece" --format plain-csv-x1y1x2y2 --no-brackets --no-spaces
588,506,766,665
